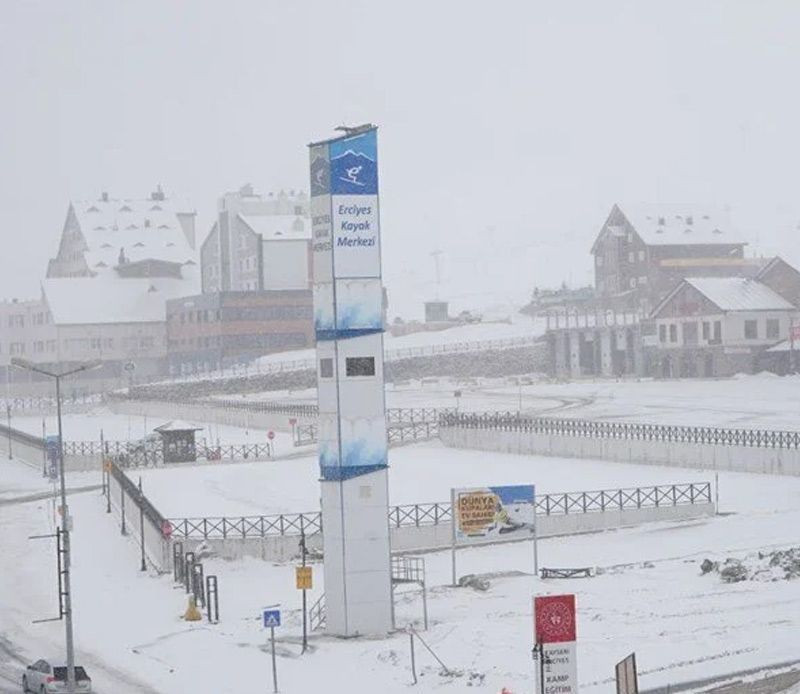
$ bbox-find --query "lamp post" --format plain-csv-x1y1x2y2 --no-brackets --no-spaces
11,358,101,694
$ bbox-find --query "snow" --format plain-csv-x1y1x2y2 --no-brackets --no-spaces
615,203,744,246
135,442,716,518
681,277,795,312
2,448,800,693
10,408,296,452
211,372,800,431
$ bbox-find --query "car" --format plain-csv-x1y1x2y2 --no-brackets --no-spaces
22,660,92,693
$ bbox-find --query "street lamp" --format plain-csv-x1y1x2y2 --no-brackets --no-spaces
11,357,101,694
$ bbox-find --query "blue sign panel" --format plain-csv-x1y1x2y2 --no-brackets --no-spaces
330,131,378,195
263,608,281,628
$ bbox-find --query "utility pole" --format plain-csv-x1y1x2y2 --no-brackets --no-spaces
11,358,101,694
138,477,147,571
6,403,11,460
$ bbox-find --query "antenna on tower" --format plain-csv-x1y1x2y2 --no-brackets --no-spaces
430,249,444,299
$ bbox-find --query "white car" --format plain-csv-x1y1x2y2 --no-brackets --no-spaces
22,660,92,693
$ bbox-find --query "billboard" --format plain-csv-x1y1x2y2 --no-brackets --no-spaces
534,594,578,694
452,485,535,545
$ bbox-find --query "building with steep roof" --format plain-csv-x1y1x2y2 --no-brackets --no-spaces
592,204,764,314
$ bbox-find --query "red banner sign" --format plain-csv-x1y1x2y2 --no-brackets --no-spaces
534,594,576,644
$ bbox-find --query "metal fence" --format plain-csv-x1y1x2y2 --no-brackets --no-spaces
64,440,273,467
167,482,712,540
439,412,800,450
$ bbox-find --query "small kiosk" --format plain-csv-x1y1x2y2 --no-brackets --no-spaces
154,421,203,463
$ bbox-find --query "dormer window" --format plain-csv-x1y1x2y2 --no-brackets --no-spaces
119,205,132,212
100,243,112,249
133,242,145,248
150,204,163,211
94,225,106,231
86,205,100,213
166,242,175,247
94,261,107,268
126,224,138,230
184,259,196,265
158,224,170,229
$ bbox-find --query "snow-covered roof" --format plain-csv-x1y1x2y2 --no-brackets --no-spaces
685,277,795,312
618,204,746,246
71,196,197,277
238,214,310,241
154,420,204,432
42,277,192,325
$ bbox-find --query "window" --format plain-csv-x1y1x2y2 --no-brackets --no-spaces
320,358,334,378
8,314,24,328
638,276,647,285
669,324,677,343
629,277,637,288
766,318,780,339
744,319,758,339
91,338,101,350
638,250,645,261
346,356,375,377
628,251,635,263
683,322,698,346
702,322,710,340
713,321,722,343
596,256,604,267
10,342,25,355
659,324,667,343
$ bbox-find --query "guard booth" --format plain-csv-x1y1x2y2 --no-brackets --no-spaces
154,421,203,463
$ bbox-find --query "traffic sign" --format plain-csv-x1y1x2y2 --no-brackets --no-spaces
267,430,275,441
288,418,297,427
263,608,281,628
296,566,313,590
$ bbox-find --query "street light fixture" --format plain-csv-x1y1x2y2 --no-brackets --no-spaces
11,358,101,694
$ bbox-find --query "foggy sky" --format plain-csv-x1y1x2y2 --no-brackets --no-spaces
1,0,799,320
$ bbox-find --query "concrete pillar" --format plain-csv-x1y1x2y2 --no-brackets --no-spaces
600,329,613,377
569,330,581,379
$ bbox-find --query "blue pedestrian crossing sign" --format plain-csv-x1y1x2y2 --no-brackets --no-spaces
263,608,281,628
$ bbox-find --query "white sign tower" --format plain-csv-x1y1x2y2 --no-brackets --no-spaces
308,125,392,636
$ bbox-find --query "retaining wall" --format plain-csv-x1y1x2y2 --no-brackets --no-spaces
439,427,800,476
106,472,171,572
177,501,714,562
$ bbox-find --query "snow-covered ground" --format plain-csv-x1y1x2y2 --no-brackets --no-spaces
136,442,715,518
9,409,295,452
211,372,800,430
2,449,800,693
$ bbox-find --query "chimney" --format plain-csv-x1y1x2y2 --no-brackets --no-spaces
101,191,109,202
144,218,151,228
151,185,165,201
686,215,693,225
657,216,665,226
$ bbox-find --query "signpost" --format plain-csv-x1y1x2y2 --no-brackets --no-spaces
263,607,281,693
616,653,639,694
296,566,312,590
450,484,536,585
44,435,60,481
267,430,275,456
533,594,578,694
